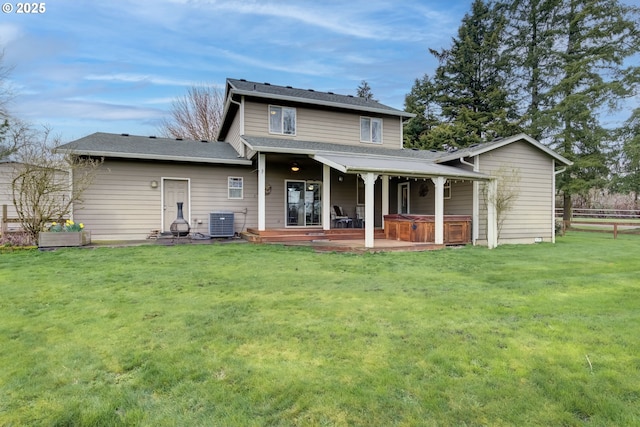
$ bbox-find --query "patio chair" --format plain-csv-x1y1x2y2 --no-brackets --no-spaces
332,205,353,228
355,205,365,228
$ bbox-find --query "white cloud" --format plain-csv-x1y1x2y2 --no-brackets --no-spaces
84,73,197,87
0,23,22,44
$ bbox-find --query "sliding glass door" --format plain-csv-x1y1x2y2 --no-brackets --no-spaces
286,180,321,227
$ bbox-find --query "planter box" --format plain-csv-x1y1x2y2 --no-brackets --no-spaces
39,231,91,248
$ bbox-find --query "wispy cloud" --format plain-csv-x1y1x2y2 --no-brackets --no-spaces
84,73,195,87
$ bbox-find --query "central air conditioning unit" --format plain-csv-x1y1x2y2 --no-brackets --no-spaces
209,212,235,237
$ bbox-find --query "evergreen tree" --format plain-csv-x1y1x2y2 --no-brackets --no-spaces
429,0,519,148
502,0,561,140
403,75,441,149
544,0,640,218
356,80,377,101
611,108,640,207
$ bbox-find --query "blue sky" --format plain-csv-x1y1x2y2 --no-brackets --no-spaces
1,0,637,142
0,0,472,141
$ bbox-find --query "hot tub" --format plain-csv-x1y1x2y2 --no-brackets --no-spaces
383,214,471,245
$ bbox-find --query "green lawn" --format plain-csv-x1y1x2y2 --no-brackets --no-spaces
1,233,639,426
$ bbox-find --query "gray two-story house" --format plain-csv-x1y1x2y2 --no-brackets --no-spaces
58,78,571,248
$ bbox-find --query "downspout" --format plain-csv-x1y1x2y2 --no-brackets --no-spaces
459,156,479,245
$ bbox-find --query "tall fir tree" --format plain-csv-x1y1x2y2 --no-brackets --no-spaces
611,108,640,207
403,75,441,149
543,0,640,218
430,0,519,148
501,0,561,140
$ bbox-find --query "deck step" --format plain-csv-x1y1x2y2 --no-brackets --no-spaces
243,228,385,243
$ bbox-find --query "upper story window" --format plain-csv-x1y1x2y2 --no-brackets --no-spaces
360,117,382,143
228,177,243,199
269,105,296,135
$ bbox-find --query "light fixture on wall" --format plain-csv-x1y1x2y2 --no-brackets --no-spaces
338,175,344,182
290,162,300,172
150,180,158,188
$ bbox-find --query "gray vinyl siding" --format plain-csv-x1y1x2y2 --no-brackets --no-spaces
244,100,402,149
1,163,69,232
477,141,554,244
223,112,245,157
73,160,257,240
388,179,473,216
262,158,382,228
0,163,19,228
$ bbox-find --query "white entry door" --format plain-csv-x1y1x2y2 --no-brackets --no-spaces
398,182,410,214
164,179,189,232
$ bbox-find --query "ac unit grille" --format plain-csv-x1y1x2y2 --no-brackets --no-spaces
209,212,235,237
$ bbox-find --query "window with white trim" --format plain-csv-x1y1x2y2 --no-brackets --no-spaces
269,105,296,135
360,117,382,143
444,181,451,199
228,177,243,199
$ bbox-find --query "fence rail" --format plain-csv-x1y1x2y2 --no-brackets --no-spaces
555,208,640,219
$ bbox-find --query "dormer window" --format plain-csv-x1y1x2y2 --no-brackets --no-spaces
360,117,382,143
269,105,296,135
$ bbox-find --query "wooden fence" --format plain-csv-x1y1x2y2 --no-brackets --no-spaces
555,208,640,219
1,204,22,234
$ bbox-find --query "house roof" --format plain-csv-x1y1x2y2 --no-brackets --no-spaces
434,133,573,166
57,132,253,165
242,135,490,181
241,135,442,161
226,78,415,119
313,153,491,181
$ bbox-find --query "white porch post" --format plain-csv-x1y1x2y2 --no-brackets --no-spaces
322,164,331,231
381,175,389,229
258,153,266,231
361,172,378,248
486,178,498,249
432,177,445,245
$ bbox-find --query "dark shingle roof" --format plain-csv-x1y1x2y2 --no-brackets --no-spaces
227,78,415,118
434,133,572,166
241,136,443,160
57,133,252,165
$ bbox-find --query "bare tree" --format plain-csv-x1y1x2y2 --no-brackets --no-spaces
482,166,521,239
10,125,101,244
0,51,17,159
158,85,224,141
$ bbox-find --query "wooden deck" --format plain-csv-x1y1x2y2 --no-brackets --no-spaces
241,227,446,253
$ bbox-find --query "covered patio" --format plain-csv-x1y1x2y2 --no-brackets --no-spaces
245,136,498,249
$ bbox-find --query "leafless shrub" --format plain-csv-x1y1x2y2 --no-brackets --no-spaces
10,125,101,244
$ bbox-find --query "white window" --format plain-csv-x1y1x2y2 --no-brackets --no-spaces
228,177,243,199
360,117,382,143
444,181,451,199
269,105,296,135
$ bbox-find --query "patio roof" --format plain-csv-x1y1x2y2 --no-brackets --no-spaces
241,135,490,180
313,153,491,181
241,135,442,160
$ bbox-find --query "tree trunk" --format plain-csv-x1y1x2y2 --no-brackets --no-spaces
563,193,572,222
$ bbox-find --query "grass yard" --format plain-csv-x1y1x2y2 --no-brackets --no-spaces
1,232,639,426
